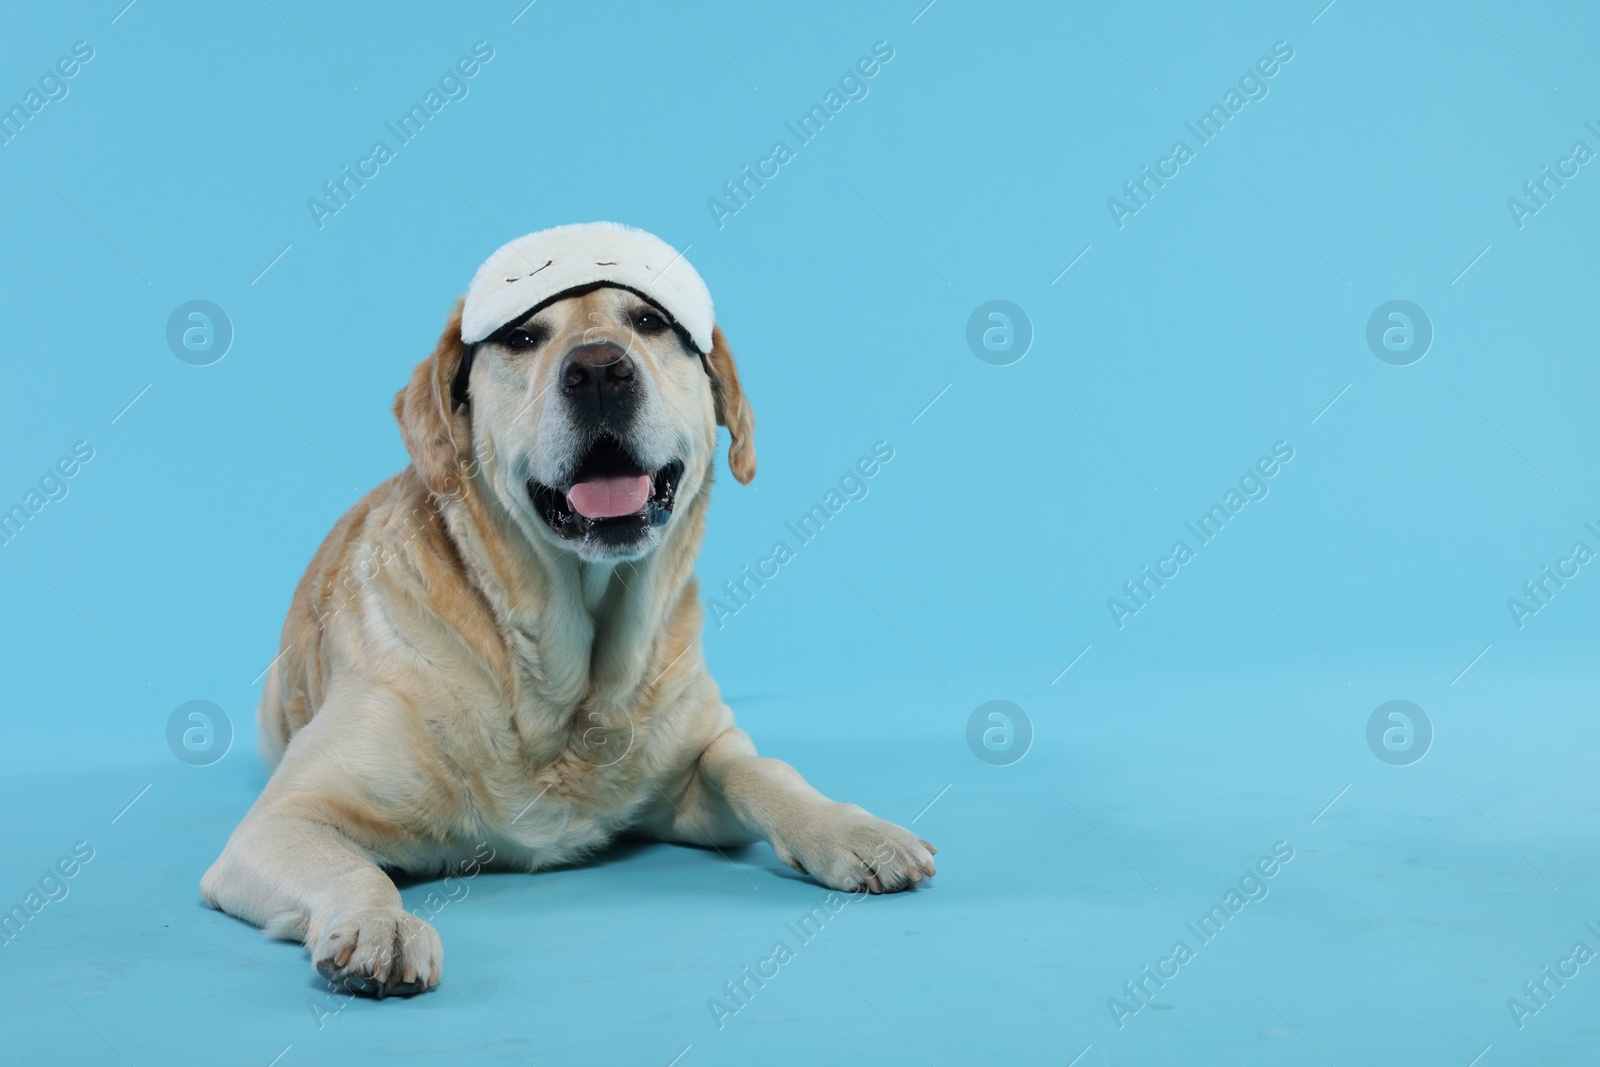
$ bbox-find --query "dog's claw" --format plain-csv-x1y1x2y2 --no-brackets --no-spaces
310,908,441,999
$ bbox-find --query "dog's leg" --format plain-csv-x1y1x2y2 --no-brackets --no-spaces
201,777,442,996
644,725,937,893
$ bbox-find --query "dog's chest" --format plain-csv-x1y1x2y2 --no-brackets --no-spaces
478,739,655,870
471,673,659,867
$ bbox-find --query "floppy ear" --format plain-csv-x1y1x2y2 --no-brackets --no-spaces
394,299,471,498
706,324,756,485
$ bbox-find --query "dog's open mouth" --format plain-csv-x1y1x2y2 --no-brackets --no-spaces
528,436,683,542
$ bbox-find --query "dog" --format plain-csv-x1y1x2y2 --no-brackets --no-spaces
201,223,936,996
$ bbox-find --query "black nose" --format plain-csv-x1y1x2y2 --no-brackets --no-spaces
560,342,638,429
561,342,634,397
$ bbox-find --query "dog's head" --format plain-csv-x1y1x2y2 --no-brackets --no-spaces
396,281,753,564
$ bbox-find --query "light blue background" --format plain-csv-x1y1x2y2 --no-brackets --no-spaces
2,1,1598,1064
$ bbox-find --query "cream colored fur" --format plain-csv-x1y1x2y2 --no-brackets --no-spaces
200,287,935,997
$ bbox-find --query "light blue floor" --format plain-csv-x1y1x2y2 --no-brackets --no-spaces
6,671,1597,1065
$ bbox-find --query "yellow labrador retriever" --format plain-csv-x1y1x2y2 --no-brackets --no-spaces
201,224,935,996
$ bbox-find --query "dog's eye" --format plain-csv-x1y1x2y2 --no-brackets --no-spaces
502,327,542,351
632,310,668,334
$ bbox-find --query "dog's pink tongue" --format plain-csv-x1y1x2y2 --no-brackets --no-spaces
567,475,651,519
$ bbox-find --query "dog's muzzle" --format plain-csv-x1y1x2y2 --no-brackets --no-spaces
560,341,640,437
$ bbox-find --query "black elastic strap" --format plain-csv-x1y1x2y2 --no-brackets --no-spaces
451,345,475,410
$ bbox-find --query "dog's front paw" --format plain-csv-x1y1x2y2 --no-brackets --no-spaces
772,803,937,894
310,907,442,998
